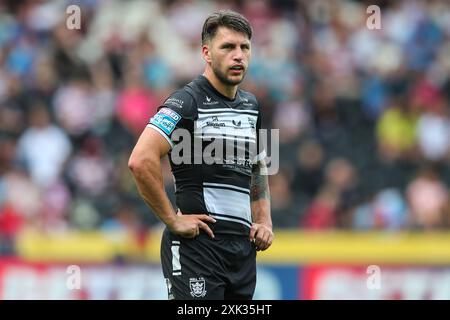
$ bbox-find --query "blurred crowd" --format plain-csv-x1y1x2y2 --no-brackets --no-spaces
1,0,450,253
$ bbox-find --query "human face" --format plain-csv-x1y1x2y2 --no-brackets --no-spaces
203,26,251,86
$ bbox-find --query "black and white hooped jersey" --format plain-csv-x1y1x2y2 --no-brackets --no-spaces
148,75,265,236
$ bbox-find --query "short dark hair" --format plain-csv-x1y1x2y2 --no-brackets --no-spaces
201,10,252,45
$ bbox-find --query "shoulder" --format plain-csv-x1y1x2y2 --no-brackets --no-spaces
161,86,197,120
238,89,260,110
240,89,258,101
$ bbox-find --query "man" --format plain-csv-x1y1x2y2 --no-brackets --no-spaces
129,10,273,300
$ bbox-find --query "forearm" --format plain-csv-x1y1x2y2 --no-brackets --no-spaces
251,198,271,227
250,160,272,227
131,158,176,227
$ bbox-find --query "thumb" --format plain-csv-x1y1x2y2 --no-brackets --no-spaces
249,224,257,241
177,210,182,216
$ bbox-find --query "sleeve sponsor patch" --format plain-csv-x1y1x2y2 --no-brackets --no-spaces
149,107,181,136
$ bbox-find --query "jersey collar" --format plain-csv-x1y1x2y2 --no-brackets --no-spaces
198,75,240,103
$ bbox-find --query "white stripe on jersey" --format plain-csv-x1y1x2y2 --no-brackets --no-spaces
209,214,252,228
203,183,252,227
203,182,250,193
198,108,259,114
194,135,256,143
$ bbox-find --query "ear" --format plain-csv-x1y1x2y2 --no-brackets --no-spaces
202,44,212,64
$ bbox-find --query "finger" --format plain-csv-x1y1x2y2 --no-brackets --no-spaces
256,234,268,251
265,233,274,249
263,232,275,251
177,210,182,216
198,221,215,238
255,228,272,250
249,224,257,241
196,214,216,223
188,226,199,237
254,229,265,250
195,226,200,237
259,231,272,251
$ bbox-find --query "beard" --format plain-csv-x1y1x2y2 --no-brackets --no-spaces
212,62,245,86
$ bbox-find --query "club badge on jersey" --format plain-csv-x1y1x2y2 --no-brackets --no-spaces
189,277,207,298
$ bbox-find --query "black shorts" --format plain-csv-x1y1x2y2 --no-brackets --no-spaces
161,227,257,300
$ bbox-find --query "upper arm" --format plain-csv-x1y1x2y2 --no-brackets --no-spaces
136,126,172,158
129,126,171,169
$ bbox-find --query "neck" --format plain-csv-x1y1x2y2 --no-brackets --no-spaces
203,68,237,100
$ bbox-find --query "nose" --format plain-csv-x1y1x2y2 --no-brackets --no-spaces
233,48,244,62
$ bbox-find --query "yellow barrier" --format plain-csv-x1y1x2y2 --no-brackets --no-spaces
257,231,450,265
16,230,140,263
15,229,450,265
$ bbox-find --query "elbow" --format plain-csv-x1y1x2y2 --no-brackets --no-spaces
128,151,158,175
128,153,143,174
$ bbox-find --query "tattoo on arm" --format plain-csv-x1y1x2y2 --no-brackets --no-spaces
250,160,270,201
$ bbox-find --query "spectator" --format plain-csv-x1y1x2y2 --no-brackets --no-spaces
52,80,95,139
406,168,449,230
302,186,339,229
416,108,450,162
16,104,72,187
376,99,419,161
115,68,159,137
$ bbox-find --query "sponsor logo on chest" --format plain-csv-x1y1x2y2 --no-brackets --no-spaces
199,114,257,136
203,96,219,105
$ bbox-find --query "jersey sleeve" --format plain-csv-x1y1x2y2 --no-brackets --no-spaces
147,89,195,148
